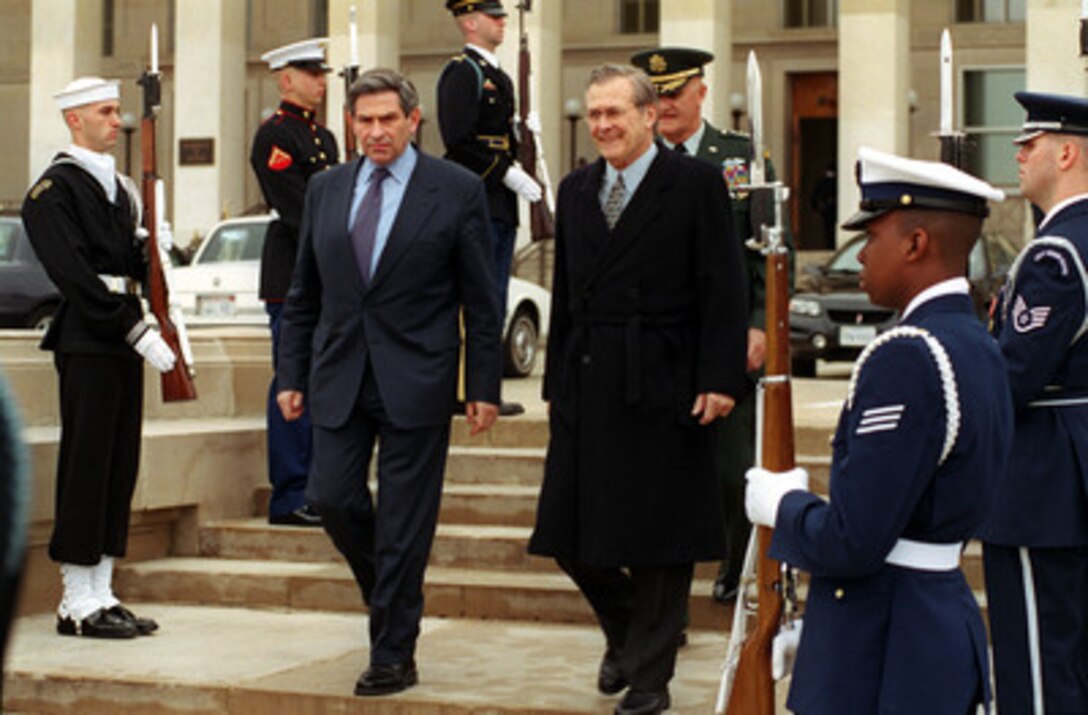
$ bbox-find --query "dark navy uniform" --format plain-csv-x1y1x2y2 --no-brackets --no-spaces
978,90,1088,714
250,100,338,302
437,45,520,322
772,294,1012,714
21,156,148,565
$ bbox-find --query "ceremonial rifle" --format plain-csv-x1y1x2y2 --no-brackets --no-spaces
515,0,555,242
717,51,797,715
340,5,360,161
139,24,197,402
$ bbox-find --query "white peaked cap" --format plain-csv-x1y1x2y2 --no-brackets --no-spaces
54,77,120,112
260,38,330,71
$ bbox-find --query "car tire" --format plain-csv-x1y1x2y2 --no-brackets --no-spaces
503,307,538,378
791,356,817,378
26,305,55,331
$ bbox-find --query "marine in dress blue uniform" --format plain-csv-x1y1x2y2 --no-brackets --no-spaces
249,39,338,526
746,147,1012,714
979,91,1088,713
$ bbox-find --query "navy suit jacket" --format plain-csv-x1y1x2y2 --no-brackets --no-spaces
277,150,502,430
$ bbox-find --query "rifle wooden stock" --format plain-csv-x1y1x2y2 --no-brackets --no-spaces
140,81,196,403
726,245,794,714
516,1,554,242
342,65,359,161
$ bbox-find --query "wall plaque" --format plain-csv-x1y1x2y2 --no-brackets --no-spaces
178,138,215,166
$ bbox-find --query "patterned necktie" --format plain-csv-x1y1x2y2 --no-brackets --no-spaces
351,166,390,284
603,174,627,230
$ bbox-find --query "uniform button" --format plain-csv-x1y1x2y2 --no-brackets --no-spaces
581,355,591,366
319,152,327,160
834,588,844,600
314,137,322,145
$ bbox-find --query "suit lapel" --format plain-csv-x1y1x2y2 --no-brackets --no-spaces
588,150,670,279
366,154,438,293
323,160,368,296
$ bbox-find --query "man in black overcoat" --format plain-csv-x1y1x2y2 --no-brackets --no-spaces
528,64,748,715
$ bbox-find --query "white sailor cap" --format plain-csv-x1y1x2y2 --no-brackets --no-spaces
260,38,331,73
842,147,1005,230
53,77,120,112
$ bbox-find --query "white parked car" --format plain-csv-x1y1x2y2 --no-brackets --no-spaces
170,215,550,378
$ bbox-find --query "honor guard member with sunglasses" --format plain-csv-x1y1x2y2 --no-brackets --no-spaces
631,47,794,605
980,91,1088,713
22,77,176,639
250,38,338,527
746,148,1012,714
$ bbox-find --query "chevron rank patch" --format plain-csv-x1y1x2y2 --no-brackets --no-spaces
856,404,906,435
1012,294,1051,333
267,145,292,171
28,178,52,200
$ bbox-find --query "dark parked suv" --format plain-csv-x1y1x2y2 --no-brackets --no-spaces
0,216,59,330
789,232,1019,376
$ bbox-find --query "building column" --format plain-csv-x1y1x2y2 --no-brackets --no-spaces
172,0,246,244
327,0,400,159
659,0,731,129
1026,0,1087,93
838,0,910,244
27,0,99,181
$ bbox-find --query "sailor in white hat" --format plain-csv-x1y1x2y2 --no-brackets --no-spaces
250,39,338,528
745,147,1012,714
21,77,176,639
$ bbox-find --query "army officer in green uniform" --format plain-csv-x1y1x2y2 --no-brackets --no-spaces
632,47,794,604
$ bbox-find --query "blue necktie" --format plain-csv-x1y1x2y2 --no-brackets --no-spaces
351,166,390,284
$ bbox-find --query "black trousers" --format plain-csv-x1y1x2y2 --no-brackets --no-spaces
557,557,693,693
983,542,1088,714
307,369,449,667
49,353,143,565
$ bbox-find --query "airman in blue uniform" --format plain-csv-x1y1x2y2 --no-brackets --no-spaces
980,91,1088,713
746,147,1012,714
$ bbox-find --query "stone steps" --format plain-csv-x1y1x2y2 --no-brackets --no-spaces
3,606,734,714
114,558,734,631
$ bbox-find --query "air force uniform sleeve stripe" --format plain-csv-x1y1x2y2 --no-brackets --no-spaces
856,404,906,435
1012,295,1052,333
1004,236,1088,343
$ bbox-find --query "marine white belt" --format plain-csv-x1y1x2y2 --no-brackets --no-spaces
885,538,962,571
98,274,138,295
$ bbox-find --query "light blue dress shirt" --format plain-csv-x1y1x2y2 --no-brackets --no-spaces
599,143,658,215
349,144,418,277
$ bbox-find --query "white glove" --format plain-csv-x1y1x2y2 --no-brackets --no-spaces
133,329,177,373
745,466,809,527
158,220,174,253
503,165,543,203
772,619,803,680
524,110,542,135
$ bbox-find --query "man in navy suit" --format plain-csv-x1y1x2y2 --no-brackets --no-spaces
276,67,501,697
980,91,1088,713
746,147,1012,714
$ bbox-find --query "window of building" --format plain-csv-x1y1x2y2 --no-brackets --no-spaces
956,0,1025,23
311,0,328,36
784,0,837,29
102,0,115,57
963,67,1025,186
619,0,659,34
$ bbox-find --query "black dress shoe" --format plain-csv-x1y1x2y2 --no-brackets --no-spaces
354,660,419,696
109,604,159,635
498,400,525,416
56,608,138,639
268,505,322,527
713,573,740,604
598,648,627,695
615,688,670,715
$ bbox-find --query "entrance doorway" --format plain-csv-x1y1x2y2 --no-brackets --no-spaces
790,72,838,250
